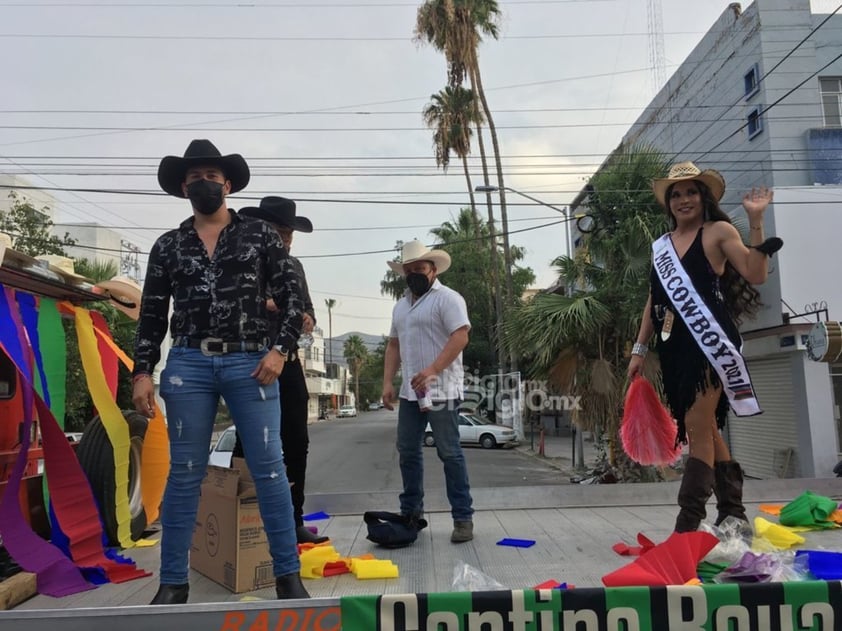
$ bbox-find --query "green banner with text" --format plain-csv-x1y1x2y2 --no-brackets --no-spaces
341,581,841,630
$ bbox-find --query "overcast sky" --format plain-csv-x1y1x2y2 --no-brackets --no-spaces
4,0,829,340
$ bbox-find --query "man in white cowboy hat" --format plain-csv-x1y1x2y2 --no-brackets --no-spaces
382,239,475,543
232,196,327,545
132,139,309,604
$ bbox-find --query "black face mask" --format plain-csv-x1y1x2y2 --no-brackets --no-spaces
186,179,225,215
406,272,431,297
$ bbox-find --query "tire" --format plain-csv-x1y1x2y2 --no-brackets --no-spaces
423,432,436,447
480,434,496,449
76,410,149,546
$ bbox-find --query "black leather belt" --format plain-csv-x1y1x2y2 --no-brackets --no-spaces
173,336,266,356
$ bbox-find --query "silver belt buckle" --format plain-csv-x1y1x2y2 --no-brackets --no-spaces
200,337,225,356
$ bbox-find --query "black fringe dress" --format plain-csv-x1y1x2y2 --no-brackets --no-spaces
649,227,741,444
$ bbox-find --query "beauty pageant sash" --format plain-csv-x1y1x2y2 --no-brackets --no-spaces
652,235,761,417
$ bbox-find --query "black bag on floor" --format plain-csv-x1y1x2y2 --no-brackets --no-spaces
364,511,427,548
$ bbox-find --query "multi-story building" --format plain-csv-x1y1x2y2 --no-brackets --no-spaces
302,326,354,421
575,0,842,477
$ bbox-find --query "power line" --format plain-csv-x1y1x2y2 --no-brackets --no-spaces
670,2,842,162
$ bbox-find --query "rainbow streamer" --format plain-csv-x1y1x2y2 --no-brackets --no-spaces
73,306,133,548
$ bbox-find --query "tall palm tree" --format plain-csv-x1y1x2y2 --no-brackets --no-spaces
343,335,368,407
414,0,512,307
324,298,336,367
501,145,670,465
422,85,484,232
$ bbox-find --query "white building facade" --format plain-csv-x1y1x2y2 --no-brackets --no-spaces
584,0,842,477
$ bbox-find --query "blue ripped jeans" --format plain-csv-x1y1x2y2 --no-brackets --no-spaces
396,398,474,521
158,346,298,584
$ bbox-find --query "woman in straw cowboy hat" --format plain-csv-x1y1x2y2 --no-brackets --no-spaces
628,161,779,534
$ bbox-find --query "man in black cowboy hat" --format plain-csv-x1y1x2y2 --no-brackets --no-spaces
233,196,327,544
132,140,310,604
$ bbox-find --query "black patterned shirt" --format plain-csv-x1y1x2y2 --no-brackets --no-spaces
133,211,303,376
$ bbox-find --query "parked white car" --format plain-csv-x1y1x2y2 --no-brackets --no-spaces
338,405,357,418
208,425,236,468
424,413,519,449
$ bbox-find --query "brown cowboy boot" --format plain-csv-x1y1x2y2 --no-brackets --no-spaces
713,460,748,525
712,460,753,539
674,457,715,533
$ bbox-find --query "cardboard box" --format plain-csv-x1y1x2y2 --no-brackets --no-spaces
190,463,274,593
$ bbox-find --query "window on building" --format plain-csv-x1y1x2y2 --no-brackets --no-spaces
747,106,763,139
744,64,760,99
820,77,842,128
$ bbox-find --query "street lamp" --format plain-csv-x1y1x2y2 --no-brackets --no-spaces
475,185,574,261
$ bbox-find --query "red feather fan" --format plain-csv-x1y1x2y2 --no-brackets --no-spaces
620,377,682,466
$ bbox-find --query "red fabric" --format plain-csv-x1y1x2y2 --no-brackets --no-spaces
90,311,118,399
612,533,656,556
602,531,718,587
620,377,682,466
38,394,149,584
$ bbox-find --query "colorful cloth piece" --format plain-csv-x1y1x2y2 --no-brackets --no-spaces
602,531,718,587
612,533,656,556
351,559,399,579
753,517,806,549
795,550,842,580
716,551,782,583
779,491,840,530
497,538,536,548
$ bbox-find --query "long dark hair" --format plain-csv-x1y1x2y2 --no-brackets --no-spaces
665,180,761,323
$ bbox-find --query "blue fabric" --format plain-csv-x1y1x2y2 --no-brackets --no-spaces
157,347,298,583
396,399,473,521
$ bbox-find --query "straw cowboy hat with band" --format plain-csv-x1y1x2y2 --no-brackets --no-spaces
95,276,143,321
35,254,91,283
652,161,726,207
157,139,250,198
239,196,313,233
387,240,451,276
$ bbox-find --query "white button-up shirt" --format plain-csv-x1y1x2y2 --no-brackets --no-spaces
389,278,471,402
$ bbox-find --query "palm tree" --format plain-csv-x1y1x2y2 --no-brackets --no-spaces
501,145,670,469
414,0,512,307
423,85,484,232
343,335,368,407
324,298,336,366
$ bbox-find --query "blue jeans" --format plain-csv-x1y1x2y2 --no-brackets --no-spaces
158,347,298,584
396,399,473,521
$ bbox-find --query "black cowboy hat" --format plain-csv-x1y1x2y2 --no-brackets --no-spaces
157,139,250,198
238,196,313,233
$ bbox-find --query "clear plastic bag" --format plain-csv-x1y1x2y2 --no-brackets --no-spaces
451,560,507,591
700,519,752,566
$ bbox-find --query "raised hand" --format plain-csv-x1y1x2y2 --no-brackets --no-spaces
742,187,773,220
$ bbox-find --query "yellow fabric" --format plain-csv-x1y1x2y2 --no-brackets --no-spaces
351,559,399,579
753,517,806,550
74,307,132,548
299,545,341,578
92,323,169,526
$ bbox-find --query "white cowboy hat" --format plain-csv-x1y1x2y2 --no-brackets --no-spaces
652,161,726,207
95,275,142,320
35,254,91,283
387,240,451,276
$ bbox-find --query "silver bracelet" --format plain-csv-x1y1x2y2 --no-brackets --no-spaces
632,342,648,357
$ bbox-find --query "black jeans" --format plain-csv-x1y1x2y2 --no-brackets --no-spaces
233,357,310,526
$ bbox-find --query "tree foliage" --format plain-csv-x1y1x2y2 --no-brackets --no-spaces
343,335,368,406
502,144,670,444
0,192,76,255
